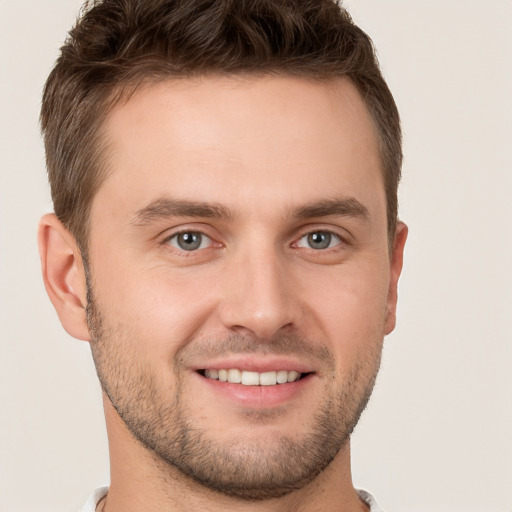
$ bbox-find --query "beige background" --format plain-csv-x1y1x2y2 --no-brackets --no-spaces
1,1,511,511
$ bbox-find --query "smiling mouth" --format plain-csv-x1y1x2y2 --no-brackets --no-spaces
199,369,311,386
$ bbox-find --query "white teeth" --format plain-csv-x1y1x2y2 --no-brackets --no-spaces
259,371,277,386
288,370,300,382
242,371,260,385
276,370,288,384
227,368,242,383
203,369,304,385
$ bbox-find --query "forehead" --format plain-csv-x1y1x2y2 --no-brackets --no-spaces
93,75,384,224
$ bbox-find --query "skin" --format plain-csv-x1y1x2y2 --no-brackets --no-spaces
39,75,407,512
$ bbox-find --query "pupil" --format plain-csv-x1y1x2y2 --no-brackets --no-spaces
178,232,201,250
308,232,330,249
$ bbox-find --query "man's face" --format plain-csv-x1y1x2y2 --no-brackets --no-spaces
85,76,404,499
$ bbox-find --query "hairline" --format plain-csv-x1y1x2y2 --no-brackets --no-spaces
76,71,397,259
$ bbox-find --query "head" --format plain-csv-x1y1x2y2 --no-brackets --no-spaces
41,0,402,257
39,0,406,503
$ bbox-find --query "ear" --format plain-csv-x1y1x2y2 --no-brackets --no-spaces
384,221,408,335
38,213,91,341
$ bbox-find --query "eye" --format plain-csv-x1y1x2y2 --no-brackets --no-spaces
296,231,342,250
166,231,212,251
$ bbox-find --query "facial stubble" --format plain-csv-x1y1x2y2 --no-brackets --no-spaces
85,280,383,501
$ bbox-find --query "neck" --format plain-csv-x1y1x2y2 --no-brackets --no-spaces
102,396,368,512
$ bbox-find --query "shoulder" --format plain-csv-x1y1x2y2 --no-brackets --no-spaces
357,488,385,512
79,487,108,512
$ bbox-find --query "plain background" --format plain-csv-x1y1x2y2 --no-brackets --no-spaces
0,1,511,511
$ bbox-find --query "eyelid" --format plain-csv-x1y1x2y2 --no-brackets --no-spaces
295,231,342,250
158,223,217,241
166,231,212,250
291,225,351,247
157,223,351,254
159,225,223,253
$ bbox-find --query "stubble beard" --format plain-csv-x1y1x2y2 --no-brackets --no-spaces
86,285,382,501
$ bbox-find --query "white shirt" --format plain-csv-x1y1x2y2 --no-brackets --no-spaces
81,486,384,511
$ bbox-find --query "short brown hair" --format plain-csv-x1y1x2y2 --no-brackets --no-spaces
41,0,402,252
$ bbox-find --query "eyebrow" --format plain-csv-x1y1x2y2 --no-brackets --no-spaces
131,198,236,225
292,197,370,221
131,196,369,226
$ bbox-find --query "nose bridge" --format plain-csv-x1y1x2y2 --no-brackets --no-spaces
219,236,298,339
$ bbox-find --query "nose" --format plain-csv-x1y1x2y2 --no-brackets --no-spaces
218,247,300,340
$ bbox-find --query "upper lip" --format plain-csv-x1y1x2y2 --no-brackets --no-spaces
192,356,315,374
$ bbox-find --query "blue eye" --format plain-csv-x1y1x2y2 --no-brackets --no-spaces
167,232,211,251
297,231,341,250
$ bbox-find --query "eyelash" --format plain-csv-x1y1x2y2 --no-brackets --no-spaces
162,229,218,254
293,231,344,251
161,227,348,256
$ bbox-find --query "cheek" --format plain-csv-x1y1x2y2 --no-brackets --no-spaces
298,259,390,356
91,261,219,357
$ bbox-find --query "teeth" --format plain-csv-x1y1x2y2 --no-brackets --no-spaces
288,370,300,382
242,371,260,385
203,369,304,385
227,368,242,383
276,370,288,384
260,371,277,386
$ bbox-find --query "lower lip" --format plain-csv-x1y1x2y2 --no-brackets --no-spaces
195,372,314,408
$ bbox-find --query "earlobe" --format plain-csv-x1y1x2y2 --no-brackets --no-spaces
384,221,408,335
38,213,91,341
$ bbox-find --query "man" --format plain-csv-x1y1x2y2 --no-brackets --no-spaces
38,0,407,510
